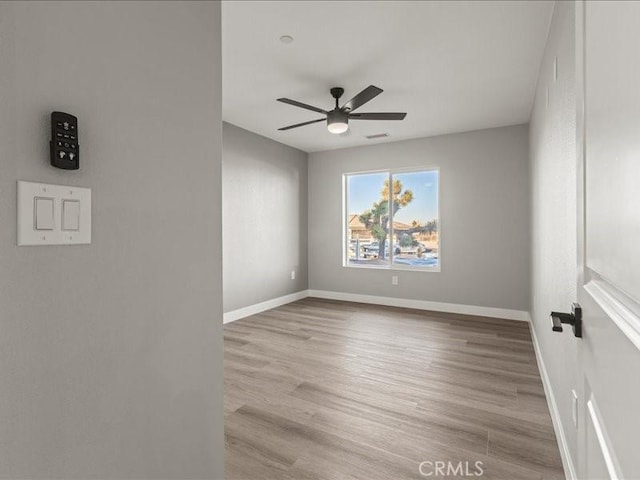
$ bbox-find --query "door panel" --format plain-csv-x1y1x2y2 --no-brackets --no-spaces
579,1,640,478
577,290,639,478
584,1,640,302
585,389,620,480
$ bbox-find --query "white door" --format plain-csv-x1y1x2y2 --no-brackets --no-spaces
576,1,640,478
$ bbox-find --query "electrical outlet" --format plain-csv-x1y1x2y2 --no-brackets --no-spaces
572,390,578,428
291,270,296,280
391,275,398,286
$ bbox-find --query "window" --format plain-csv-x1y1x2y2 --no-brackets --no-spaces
344,168,439,270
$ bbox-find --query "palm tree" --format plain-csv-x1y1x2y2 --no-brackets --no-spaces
359,179,413,259
359,180,438,259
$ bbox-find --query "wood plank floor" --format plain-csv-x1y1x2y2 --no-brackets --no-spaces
224,298,564,480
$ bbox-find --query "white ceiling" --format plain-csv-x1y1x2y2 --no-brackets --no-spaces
222,1,553,153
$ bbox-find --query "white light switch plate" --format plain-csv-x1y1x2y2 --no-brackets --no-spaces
17,181,91,246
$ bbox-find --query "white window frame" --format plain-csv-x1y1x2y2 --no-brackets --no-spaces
343,166,441,272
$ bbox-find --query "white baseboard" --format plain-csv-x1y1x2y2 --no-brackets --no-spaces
307,289,530,322
529,322,577,480
224,289,529,324
223,290,309,324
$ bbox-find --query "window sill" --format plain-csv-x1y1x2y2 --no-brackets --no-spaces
343,264,441,273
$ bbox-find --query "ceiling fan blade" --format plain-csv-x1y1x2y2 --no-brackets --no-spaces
341,85,383,112
349,112,407,120
278,118,325,131
277,98,327,114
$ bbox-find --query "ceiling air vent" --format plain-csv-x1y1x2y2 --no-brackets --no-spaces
365,133,389,140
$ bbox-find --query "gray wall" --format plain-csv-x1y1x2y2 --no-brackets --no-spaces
0,2,224,479
222,122,308,313
308,125,530,311
529,0,579,468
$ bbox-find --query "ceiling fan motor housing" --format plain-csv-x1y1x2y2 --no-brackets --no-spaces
327,109,348,125
327,109,349,133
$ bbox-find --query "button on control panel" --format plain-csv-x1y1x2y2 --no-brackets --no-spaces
50,112,79,170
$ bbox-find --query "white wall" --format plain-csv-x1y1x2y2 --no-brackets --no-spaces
0,2,224,478
308,125,530,314
529,0,579,472
223,122,308,313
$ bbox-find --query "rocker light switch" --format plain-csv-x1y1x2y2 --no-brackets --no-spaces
34,197,54,230
62,200,80,231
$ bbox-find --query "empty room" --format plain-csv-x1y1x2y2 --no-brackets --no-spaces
1,1,639,479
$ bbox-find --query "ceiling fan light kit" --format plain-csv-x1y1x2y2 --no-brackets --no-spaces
327,110,349,134
277,85,407,134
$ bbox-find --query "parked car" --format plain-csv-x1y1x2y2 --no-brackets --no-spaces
397,242,433,255
361,242,401,258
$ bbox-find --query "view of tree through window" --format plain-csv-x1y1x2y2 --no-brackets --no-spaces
345,169,439,269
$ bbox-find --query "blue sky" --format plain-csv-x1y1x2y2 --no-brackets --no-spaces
347,170,439,224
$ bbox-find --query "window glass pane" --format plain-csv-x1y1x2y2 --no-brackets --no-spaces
346,172,390,266
390,170,439,268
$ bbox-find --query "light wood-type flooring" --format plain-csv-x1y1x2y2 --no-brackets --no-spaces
224,298,564,480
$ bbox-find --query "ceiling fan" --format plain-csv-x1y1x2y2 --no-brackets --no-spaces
277,85,407,134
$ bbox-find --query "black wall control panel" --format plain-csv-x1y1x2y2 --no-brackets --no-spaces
50,112,79,170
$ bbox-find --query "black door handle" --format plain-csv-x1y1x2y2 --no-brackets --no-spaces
550,303,582,338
